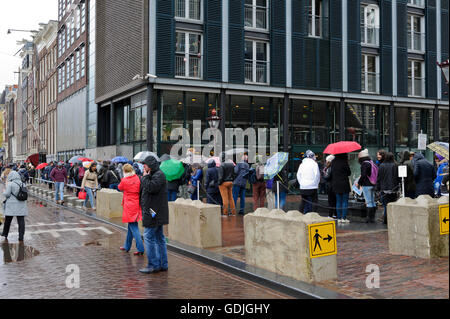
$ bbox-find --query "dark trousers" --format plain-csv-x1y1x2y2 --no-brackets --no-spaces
327,189,336,217
75,178,82,196
381,192,398,224
207,191,222,205
2,216,25,241
299,189,318,214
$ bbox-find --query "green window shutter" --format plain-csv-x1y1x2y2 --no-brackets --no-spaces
205,0,222,81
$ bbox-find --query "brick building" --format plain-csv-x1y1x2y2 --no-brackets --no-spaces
56,0,89,161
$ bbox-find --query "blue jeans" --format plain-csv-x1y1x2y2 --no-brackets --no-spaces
55,182,65,201
124,222,144,252
232,185,246,214
143,226,168,270
83,187,95,208
336,193,349,219
167,190,178,202
109,183,119,191
362,186,376,208
275,191,287,210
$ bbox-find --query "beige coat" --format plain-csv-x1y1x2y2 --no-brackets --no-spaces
81,170,98,189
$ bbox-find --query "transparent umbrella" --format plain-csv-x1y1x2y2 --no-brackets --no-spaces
134,151,160,162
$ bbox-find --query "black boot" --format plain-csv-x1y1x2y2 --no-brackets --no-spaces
365,207,371,223
369,207,376,223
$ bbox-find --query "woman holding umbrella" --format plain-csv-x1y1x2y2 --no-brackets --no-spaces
323,141,361,223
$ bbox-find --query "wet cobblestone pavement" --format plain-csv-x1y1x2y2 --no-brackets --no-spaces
0,194,291,299
212,213,449,299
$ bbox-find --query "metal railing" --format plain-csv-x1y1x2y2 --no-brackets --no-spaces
361,72,380,94
175,0,201,20
30,177,100,196
245,60,269,84
175,55,202,78
408,77,425,97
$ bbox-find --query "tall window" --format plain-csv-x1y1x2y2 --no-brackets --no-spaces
81,2,86,33
175,31,202,79
175,0,202,21
66,61,70,88
61,65,65,91
245,0,268,30
61,30,66,55
308,0,323,37
75,50,80,81
75,7,80,38
360,4,379,46
70,55,74,85
245,40,269,84
408,59,425,97
361,54,379,93
408,0,425,7
80,46,85,78
66,27,70,50
70,16,74,45
407,14,425,52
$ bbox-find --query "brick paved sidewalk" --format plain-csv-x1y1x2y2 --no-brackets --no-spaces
0,195,291,299
210,215,449,299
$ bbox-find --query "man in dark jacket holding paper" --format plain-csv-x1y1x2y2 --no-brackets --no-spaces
139,155,169,274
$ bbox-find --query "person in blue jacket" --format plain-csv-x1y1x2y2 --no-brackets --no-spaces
190,164,203,201
434,154,448,197
232,155,250,215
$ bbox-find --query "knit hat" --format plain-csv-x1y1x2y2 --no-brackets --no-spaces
326,155,335,163
358,149,370,159
305,150,315,159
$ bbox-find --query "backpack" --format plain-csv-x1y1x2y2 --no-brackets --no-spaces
78,166,85,179
19,170,29,183
12,182,28,201
256,165,265,181
248,168,257,184
365,160,379,185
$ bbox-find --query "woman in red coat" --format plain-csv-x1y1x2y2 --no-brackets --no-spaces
118,164,144,255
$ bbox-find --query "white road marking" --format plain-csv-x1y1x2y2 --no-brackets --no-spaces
8,226,114,239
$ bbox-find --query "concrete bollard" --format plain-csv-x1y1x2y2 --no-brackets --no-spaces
244,208,338,283
96,189,123,219
388,195,449,258
168,198,222,249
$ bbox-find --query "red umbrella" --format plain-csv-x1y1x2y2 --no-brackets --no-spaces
36,163,49,170
78,157,93,162
323,141,362,155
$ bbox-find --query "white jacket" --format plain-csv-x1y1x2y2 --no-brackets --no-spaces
296,158,321,190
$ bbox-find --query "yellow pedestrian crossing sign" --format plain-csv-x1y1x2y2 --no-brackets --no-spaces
439,204,449,235
308,221,337,258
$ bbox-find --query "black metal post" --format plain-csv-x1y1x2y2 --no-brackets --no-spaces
283,94,289,152
339,98,345,141
389,102,395,153
146,83,154,152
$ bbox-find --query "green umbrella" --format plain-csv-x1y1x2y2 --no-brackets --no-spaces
160,159,184,181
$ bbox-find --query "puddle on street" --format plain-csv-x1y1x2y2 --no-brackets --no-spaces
0,242,40,264
83,240,102,246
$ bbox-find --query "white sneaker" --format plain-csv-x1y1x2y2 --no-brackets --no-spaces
337,219,343,223
343,219,350,223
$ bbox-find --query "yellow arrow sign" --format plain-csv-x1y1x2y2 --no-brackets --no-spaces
308,221,337,258
439,204,449,235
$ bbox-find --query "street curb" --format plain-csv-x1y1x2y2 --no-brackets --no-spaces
29,192,350,300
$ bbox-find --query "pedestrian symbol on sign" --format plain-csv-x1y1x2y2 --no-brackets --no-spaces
308,222,337,258
313,229,322,252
